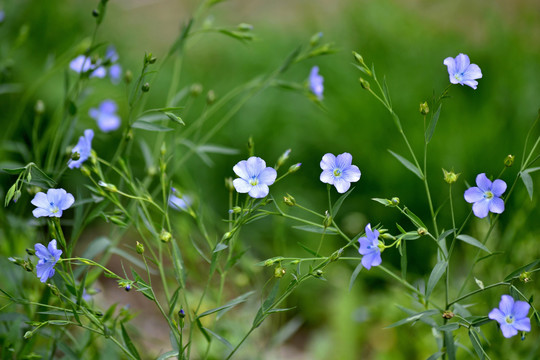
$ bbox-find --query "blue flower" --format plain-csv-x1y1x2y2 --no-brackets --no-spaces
35,239,62,283
70,55,106,78
309,66,324,99
89,100,121,132
105,45,119,63
168,188,191,211
464,173,506,218
443,53,482,89
233,157,277,198
68,129,94,169
320,152,361,193
358,223,382,270
0,10,5,23
31,188,75,218
105,46,122,84
488,295,531,338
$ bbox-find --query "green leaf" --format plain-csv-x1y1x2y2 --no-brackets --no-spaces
456,235,490,253
468,329,485,360
213,243,228,253
171,240,186,287
426,352,443,360
195,317,211,342
371,198,393,206
131,269,155,301
121,322,142,360
28,164,56,188
132,120,173,132
425,104,442,143
203,327,233,350
297,242,320,257
404,207,427,229
385,309,439,328
438,323,460,331
4,183,17,207
1,166,26,175
253,279,280,328
292,225,338,235
332,187,354,217
197,291,255,319
82,237,111,260
167,19,193,58
521,167,540,200
349,263,363,291
157,351,178,360
504,259,540,281
164,112,185,126
470,316,492,327
400,240,407,280
388,150,423,179
426,261,447,300
444,329,456,360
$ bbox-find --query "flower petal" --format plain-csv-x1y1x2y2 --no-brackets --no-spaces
358,237,371,255
462,79,478,89
246,157,266,177
361,250,381,270
488,197,505,214
342,165,361,183
455,53,470,74
443,57,456,76
233,178,251,193
34,243,50,260
491,179,507,197
513,300,531,319
464,187,484,203
333,178,351,193
320,170,334,185
248,184,269,198
463,63,482,80
33,208,51,218
335,153,353,169
472,199,490,218
499,295,515,316
100,100,117,114
320,153,336,171
31,192,50,208
475,173,492,192
488,308,505,324
258,167,277,186
233,160,249,180
513,317,531,332
500,323,518,338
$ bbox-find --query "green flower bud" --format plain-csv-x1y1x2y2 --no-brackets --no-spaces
283,194,296,206
71,151,81,161
323,211,332,228
206,90,216,105
124,70,133,83
417,227,427,236
288,163,302,173
310,32,323,47
504,154,515,167
276,149,291,168
160,229,172,243
190,83,203,97
136,241,144,254
225,177,234,191
92,9,99,18
142,83,150,92
359,78,370,90
442,169,460,184
237,23,254,32
274,266,286,278
35,100,45,115
247,136,254,156
519,271,531,283
419,101,429,115
329,248,343,262
314,269,323,277
391,197,400,206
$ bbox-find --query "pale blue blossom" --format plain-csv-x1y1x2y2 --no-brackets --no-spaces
168,188,191,211
31,188,75,218
320,152,361,193
464,173,506,218
70,55,106,78
309,66,324,99
35,239,62,283
358,223,382,270
233,157,277,198
488,295,531,338
443,53,482,89
89,100,121,132
68,129,94,169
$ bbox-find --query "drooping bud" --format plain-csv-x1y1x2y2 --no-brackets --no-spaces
519,271,532,283
419,101,429,115
274,266,286,278
309,32,323,47
283,194,296,206
442,169,460,184
276,149,291,168
504,154,515,167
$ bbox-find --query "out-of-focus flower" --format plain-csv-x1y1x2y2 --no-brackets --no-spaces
233,157,277,198
89,100,121,132
105,46,122,84
309,66,324,99
31,189,75,218
35,239,62,283
488,295,531,338
68,129,94,169
320,152,361,193
0,10,5,24
69,55,106,78
168,188,191,211
443,53,482,89
464,173,506,218
358,223,382,270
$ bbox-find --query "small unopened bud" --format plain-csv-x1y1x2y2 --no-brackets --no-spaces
274,266,286,278
283,194,296,206
178,308,186,318
519,271,532,283
13,190,21,203
237,23,254,32
442,169,460,184
206,90,216,105
380,233,395,241
125,284,131,292
124,70,133,83
229,206,242,214
35,100,45,115
391,197,400,206
288,163,301,173
310,32,323,46
419,101,429,115
359,78,370,90
315,269,324,277
148,56,157,64
222,232,232,241
330,248,343,262
26,248,35,256
190,83,203,97
225,177,234,191
24,331,33,339
160,229,172,243
504,154,515,167
136,241,145,254
71,152,81,161
98,181,117,192
23,260,33,272
323,211,332,228
353,51,366,67
142,83,150,92
48,284,60,296
442,310,454,319
247,136,254,156
147,166,157,176
417,227,427,236
277,149,291,168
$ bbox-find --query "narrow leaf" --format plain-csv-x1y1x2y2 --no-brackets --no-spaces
504,259,540,281
425,104,442,143
520,171,534,200
468,329,485,360
164,112,185,125
203,327,233,350
197,291,255,319
388,150,422,179
385,309,439,328
132,120,173,132
332,187,354,217
349,263,363,291
292,225,338,235
121,323,142,360
456,235,491,253
426,261,448,300
171,239,186,287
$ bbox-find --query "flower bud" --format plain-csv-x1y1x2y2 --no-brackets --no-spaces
178,308,185,318
417,227,427,236
225,177,234,191
323,211,332,228
26,248,35,256
329,248,343,262
229,206,242,214
283,194,296,206
142,83,150,92
92,9,99,17
391,197,400,206
125,284,131,292
359,78,370,90
353,51,367,67
160,229,172,243
519,271,531,283
442,310,454,319
442,169,460,184
419,101,429,115
190,83,203,97
309,32,323,47
247,136,254,156
504,154,515,167
136,241,144,254
314,269,324,277
71,151,81,161
35,100,45,115
23,260,33,272
380,233,395,241
13,190,21,203
48,284,60,296
274,266,286,278
287,163,302,174
98,181,117,192
124,70,133,83
206,90,216,105
237,23,254,32
276,149,291,168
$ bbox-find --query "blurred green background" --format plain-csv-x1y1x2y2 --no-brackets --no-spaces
1,0,540,358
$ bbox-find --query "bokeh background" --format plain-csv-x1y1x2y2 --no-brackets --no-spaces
1,0,540,358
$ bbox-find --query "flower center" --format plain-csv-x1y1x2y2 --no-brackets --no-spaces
505,315,514,324
49,202,59,214
333,168,342,177
484,191,494,200
249,176,259,186
454,73,463,81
